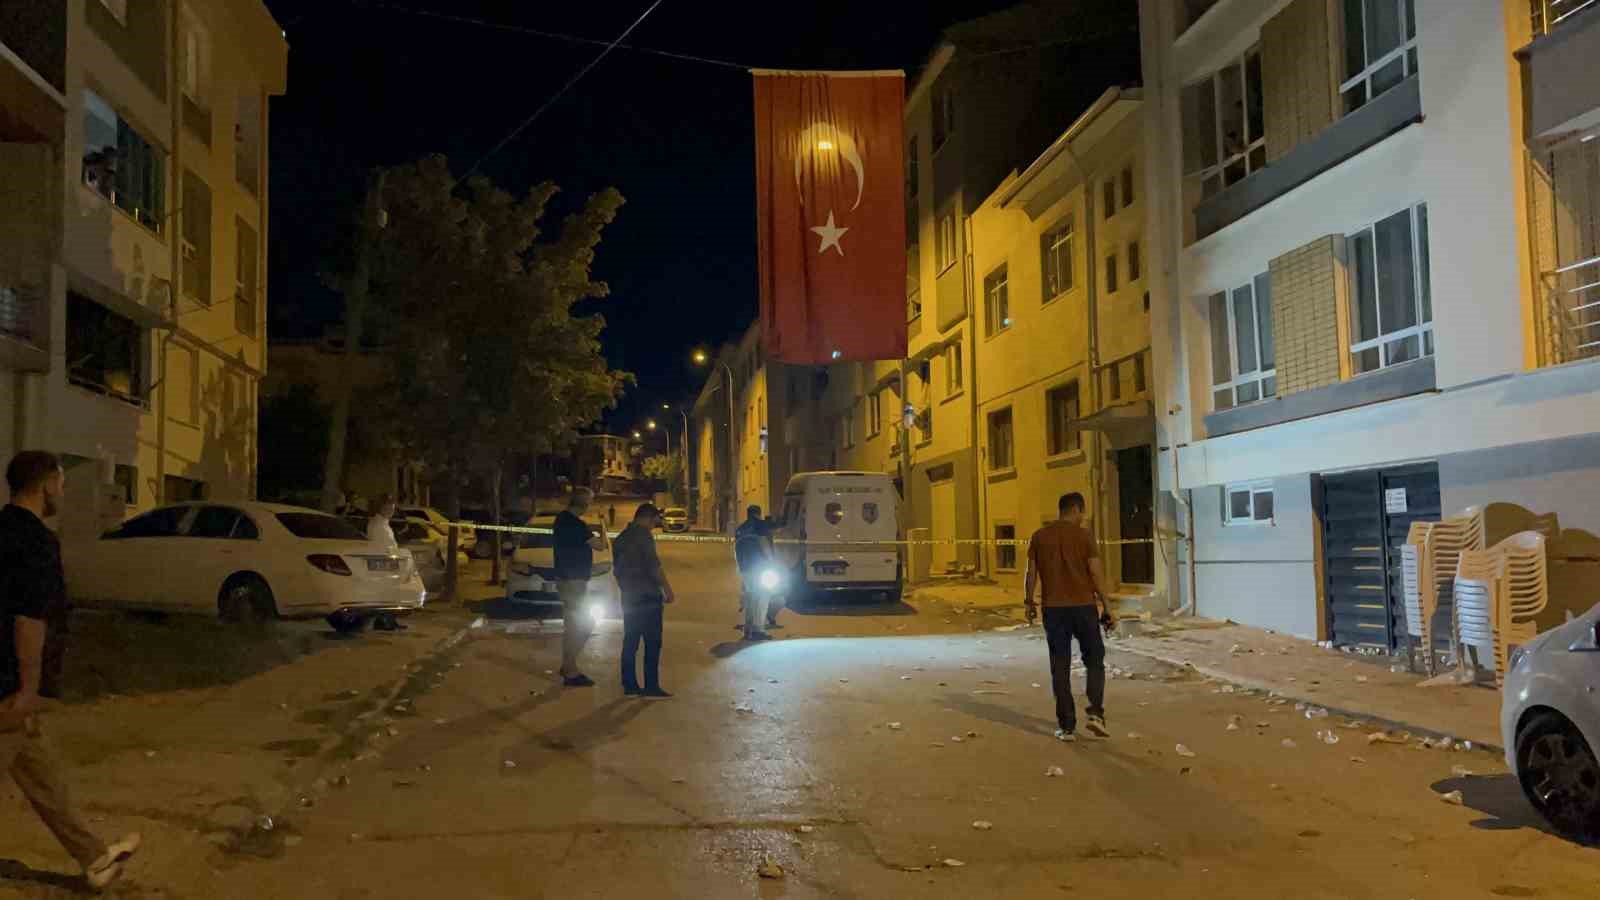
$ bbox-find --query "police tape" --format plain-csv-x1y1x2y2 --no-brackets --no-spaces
446,520,1154,547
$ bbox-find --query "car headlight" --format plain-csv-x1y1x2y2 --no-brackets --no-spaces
758,568,782,591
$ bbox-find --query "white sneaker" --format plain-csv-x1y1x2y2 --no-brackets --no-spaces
85,833,141,891
1054,728,1077,742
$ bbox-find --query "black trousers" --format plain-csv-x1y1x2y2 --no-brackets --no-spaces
620,602,664,692
1042,604,1106,732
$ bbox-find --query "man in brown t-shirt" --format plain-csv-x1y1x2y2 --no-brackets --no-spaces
1024,492,1114,741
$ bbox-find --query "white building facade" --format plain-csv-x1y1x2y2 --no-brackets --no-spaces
1141,0,1600,644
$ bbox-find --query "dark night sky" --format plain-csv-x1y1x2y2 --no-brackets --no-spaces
261,1,1030,435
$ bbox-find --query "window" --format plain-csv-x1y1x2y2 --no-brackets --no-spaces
82,91,165,233
1208,273,1276,410
1105,251,1119,294
1182,48,1266,200
168,344,198,424
936,210,958,273
188,506,245,539
98,0,127,23
1046,381,1082,456
933,88,955,151
1128,241,1142,281
1103,179,1117,220
182,170,212,304
67,292,144,405
842,407,854,448
995,524,1018,571
906,136,919,200
1224,482,1275,525
1042,218,1074,301
277,512,366,540
908,290,922,322
918,406,933,444
237,217,258,336
946,343,963,394
1348,204,1432,374
1341,0,1418,115
1121,165,1135,209
113,464,137,504
987,407,1014,471
106,506,188,539
180,9,210,107
867,391,882,437
984,264,1010,335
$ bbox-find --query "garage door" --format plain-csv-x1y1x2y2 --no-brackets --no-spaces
1320,463,1441,650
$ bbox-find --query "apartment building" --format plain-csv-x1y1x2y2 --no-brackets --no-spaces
0,0,286,542
1140,0,1600,645
970,87,1156,595
691,326,796,533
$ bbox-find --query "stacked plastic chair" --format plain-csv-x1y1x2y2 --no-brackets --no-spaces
1493,531,1550,685
1453,545,1499,676
1427,506,1485,674
1400,521,1433,665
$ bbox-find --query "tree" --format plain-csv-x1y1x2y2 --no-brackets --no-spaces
641,452,685,504
359,156,632,577
258,383,329,504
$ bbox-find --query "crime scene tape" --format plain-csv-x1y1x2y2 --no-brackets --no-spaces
447,520,1154,547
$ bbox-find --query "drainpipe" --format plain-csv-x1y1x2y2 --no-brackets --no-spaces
156,0,181,506
1059,143,1106,555
963,216,982,576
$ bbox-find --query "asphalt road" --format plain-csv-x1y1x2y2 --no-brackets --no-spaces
4,542,1595,898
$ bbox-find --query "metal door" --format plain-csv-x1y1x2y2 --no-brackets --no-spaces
929,477,956,575
1320,463,1441,649
1116,445,1155,584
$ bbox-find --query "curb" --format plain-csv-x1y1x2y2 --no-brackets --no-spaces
1113,641,1505,755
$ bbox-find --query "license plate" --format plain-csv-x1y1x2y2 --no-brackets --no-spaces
813,562,847,576
367,558,400,572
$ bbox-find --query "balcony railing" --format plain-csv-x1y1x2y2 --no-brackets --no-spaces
1540,256,1600,365
1532,0,1598,35
1528,131,1600,367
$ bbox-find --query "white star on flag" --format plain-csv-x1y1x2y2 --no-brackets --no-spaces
810,210,848,256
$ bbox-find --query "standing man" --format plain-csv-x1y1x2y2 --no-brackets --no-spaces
612,504,675,698
1,452,141,890
366,495,405,632
733,505,774,641
554,488,601,686
1023,492,1115,742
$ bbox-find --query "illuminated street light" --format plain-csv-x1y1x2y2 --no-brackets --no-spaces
646,420,657,430
692,349,709,365
632,430,642,440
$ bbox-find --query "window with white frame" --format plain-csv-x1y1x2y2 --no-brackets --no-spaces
1182,47,1266,200
866,391,882,437
1041,217,1074,301
1348,203,1432,374
1224,481,1275,525
1341,0,1418,115
936,210,957,273
987,407,1014,471
1208,272,1276,410
984,264,1009,335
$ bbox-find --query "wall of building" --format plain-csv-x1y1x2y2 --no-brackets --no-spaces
1191,473,1320,639
1439,433,1600,540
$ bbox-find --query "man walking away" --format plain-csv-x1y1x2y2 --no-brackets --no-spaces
612,504,675,698
1024,492,1115,742
734,505,774,641
554,488,601,686
1,452,141,890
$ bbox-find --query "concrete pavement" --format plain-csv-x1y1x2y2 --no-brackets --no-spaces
1,543,1593,898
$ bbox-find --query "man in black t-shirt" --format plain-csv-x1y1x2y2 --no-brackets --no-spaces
553,488,600,686
1,452,141,889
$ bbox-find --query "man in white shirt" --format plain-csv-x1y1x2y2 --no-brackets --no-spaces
366,495,405,631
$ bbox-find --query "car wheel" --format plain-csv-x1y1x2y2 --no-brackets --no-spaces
1516,710,1600,843
218,575,276,626
327,611,369,634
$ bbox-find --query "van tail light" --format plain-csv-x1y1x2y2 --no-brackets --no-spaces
307,554,353,576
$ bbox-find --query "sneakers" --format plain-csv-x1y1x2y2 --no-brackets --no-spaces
562,673,596,687
1054,728,1077,743
640,688,673,699
85,833,141,892
1085,715,1110,739
744,630,773,642
622,685,642,697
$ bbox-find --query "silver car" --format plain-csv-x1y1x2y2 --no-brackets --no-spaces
1500,602,1600,842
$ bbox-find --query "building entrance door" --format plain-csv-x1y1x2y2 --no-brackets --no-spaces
1116,445,1155,584
930,476,956,576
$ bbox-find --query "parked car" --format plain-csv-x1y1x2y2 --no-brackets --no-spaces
1500,602,1600,842
400,505,476,555
661,507,689,533
66,502,425,634
393,517,469,596
505,514,617,619
458,507,519,559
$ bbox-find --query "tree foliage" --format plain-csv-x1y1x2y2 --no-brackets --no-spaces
641,452,685,504
363,155,632,491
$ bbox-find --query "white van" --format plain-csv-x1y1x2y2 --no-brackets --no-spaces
775,471,901,601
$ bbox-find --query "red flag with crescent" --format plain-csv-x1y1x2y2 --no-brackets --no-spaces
753,70,907,364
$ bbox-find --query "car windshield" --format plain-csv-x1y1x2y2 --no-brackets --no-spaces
665,509,686,516
277,512,367,540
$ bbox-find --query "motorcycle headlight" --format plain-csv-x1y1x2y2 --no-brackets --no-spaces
758,568,782,591
588,604,605,624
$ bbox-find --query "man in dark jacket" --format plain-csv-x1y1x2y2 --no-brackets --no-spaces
734,505,775,641
2,452,141,889
612,504,675,698
553,488,600,686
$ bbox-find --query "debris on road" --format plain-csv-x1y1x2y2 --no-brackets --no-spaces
887,722,903,731
1367,731,1408,745
1450,765,1474,778
943,859,966,868
797,825,815,834
1045,766,1065,777
972,820,994,831
1281,738,1298,749
1349,756,1367,764
503,760,517,769
1031,682,1042,688
734,704,755,714
901,675,913,681
671,777,687,784
1355,675,1369,683
838,678,850,684
1316,730,1341,745
950,736,965,743
972,689,1009,696
756,858,786,879
1127,732,1144,740
1175,744,1197,758
768,678,779,684
1439,790,1465,806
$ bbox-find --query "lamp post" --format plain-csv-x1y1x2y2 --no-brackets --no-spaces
661,402,690,508
693,349,738,531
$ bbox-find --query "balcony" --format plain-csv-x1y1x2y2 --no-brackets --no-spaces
0,283,48,370
0,2,67,143
1521,1,1600,140
1528,130,1600,367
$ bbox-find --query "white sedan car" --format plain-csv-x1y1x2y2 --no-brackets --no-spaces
399,505,476,555
1500,602,1600,842
66,501,425,633
505,514,618,618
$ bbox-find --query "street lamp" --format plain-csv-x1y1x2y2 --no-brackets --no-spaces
659,402,692,511
693,348,738,532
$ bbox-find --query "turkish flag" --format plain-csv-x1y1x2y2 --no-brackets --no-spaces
753,70,907,364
